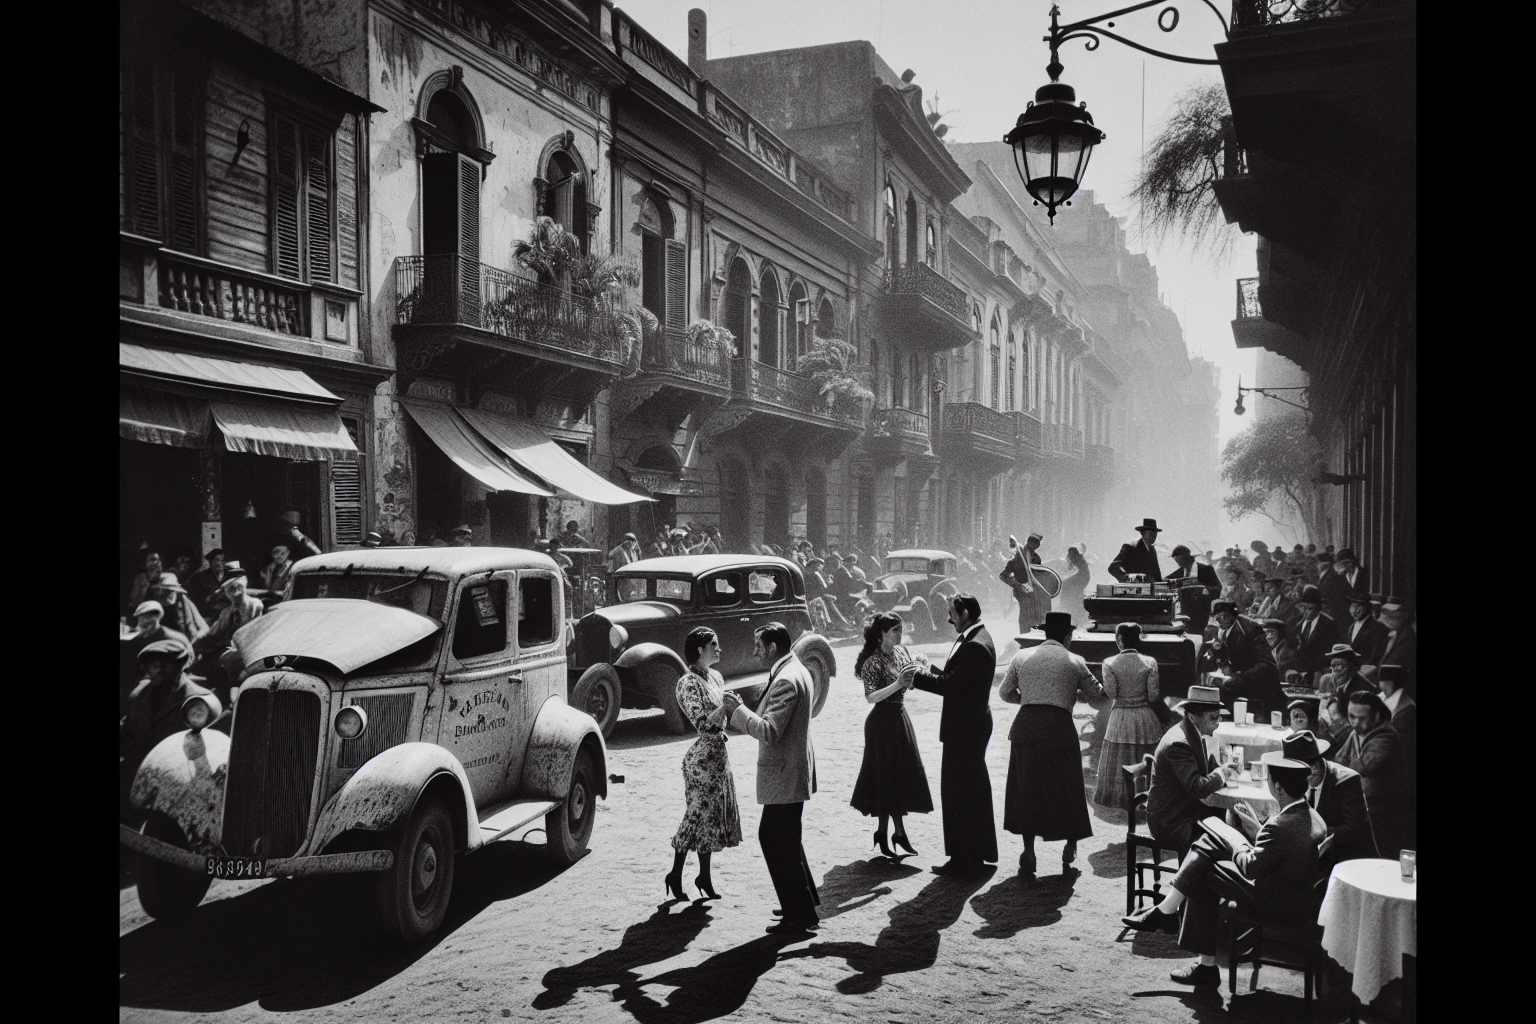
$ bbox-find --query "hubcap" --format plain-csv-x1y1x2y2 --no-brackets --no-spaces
413,835,438,899
570,781,588,825
588,686,610,721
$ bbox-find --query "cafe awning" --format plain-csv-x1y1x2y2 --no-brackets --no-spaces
120,388,212,448
400,399,552,496
456,407,653,506
211,401,358,460
119,343,341,404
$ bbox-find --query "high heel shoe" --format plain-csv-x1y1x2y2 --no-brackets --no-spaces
891,832,917,856
872,830,894,858
1018,849,1037,876
694,875,721,900
664,872,688,900
1062,841,1078,873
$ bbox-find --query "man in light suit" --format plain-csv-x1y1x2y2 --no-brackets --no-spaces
723,622,821,933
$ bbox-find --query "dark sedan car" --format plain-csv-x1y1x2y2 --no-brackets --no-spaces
565,555,835,737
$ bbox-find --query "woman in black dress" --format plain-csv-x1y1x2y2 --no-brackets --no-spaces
849,613,934,857
1058,546,1091,622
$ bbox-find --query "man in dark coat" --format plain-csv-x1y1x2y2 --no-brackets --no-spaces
1288,731,1375,868
1292,585,1340,682
998,532,1051,637
903,593,999,873
1341,593,1390,666
1334,548,1369,601
1369,599,1416,697
1109,518,1164,582
1167,544,1221,634
1331,691,1409,858
1204,601,1285,720
1315,555,1354,628
121,640,215,821
1145,686,1236,857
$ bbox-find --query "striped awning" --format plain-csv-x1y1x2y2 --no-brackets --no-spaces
400,399,552,496
457,407,652,506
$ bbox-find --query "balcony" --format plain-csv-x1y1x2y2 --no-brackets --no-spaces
1231,0,1382,30
612,325,734,427
939,402,1017,473
1085,443,1115,476
393,255,628,407
866,405,933,465
1229,275,1313,367
1014,410,1044,460
879,262,979,353
699,357,864,452
1042,421,1084,459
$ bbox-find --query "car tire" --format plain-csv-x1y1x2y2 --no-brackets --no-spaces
570,664,622,738
907,597,933,639
135,813,212,921
545,746,598,866
793,633,835,717
648,660,690,734
374,794,456,946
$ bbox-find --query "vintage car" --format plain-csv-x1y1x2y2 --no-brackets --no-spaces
858,549,962,639
118,548,607,945
566,554,835,737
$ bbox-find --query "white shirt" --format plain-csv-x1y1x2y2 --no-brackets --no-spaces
1382,688,1403,713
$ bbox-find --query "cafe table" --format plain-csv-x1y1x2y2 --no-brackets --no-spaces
1318,858,1417,1011
1211,719,1290,763
1204,774,1279,816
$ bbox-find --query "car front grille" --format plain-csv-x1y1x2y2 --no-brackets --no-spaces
222,688,324,859
338,692,414,769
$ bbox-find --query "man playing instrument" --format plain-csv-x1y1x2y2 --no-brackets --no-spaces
999,533,1053,637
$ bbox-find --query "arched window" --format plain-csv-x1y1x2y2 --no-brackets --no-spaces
638,194,678,328
542,147,588,254
816,297,835,339
925,222,936,266
910,352,924,414
789,281,809,369
883,183,899,274
1023,333,1034,410
988,313,1002,411
905,193,919,267
1007,328,1018,412
759,269,780,367
723,258,752,358
421,88,483,316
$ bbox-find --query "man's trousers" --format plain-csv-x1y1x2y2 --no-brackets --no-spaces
759,802,820,920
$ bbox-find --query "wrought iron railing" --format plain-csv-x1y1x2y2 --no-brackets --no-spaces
1237,277,1263,320
943,402,1018,447
158,252,307,335
1086,443,1114,472
884,262,970,323
394,255,625,363
1231,0,1383,30
731,357,864,426
642,325,730,387
1061,423,1085,456
1014,410,1044,454
870,406,931,440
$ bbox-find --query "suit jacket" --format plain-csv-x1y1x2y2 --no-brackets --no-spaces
731,653,817,804
1293,613,1340,676
1109,539,1162,582
1211,616,1284,716
1343,616,1390,666
1253,593,1298,629
1232,800,1328,912
1339,565,1369,600
1311,761,1376,864
1316,570,1353,627
1168,561,1222,598
1147,717,1226,847
1375,628,1417,692
1331,721,1408,855
911,624,997,745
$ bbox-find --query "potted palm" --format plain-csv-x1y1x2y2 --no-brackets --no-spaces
796,336,873,418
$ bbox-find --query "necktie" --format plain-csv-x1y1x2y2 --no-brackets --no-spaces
1309,787,1318,808
1304,619,1313,645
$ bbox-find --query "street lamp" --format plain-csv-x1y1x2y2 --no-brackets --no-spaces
1234,377,1309,416
1005,2,1225,224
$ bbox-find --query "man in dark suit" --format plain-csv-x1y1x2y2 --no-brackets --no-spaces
1288,730,1376,868
1368,599,1416,698
1342,594,1390,666
998,533,1051,637
1204,601,1284,720
903,593,999,874
1124,750,1327,989
1334,548,1369,601
1108,518,1164,582
1376,665,1416,847
1331,690,1409,858
1146,686,1237,857
1167,545,1221,634
1292,584,1339,681
1315,555,1353,628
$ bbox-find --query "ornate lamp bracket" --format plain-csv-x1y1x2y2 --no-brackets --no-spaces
1046,0,1228,75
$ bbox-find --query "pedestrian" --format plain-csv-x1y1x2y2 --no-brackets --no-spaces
1292,584,1340,682
1167,545,1222,634
1263,618,1301,680
169,554,195,584
185,548,227,619
999,533,1051,637
849,613,933,858
1203,600,1284,720
1370,597,1416,696
1286,730,1376,869
664,627,742,902
125,550,164,617
1057,545,1091,623
121,639,214,820
151,571,207,642
721,623,822,933
1092,622,1165,809
280,512,324,559
262,543,296,601
608,532,641,571
1315,552,1353,625
901,593,998,874
998,611,1105,876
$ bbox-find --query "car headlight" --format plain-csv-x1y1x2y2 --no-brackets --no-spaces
182,693,223,731
335,705,368,740
609,623,629,650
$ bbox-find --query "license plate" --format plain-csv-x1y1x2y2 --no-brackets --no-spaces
206,857,268,879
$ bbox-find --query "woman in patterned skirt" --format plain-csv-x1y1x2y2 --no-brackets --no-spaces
850,613,934,857
666,626,742,900
1091,621,1165,809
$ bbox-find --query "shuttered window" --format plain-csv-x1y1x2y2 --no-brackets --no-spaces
121,52,202,249
331,417,364,547
422,151,482,321
270,112,336,284
664,239,687,330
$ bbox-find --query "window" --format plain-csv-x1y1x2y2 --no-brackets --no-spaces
905,193,919,266
542,148,588,254
748,569,787,603
883,183,899,272
1024,338,1034,410
656,578,692,602
989,313,1002,411
1007,331,1018,412
910,352,924,414
121,51,202,251
816,297,835,339
270,111,336,283
790,283,809,369
759,270,780,367
925,222,936,266
891,345,904,409
518,574,555,647
701,572,742,607
724,258,752,358
616,577,648,603
453,579,508,660
639,194,686,331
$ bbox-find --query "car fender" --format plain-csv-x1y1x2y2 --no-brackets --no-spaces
613,643,689,697
130,728,231,855
303,742,477,856
519,695,608,803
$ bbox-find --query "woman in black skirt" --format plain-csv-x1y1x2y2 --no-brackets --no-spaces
997,611,1106,876
850,613,934,857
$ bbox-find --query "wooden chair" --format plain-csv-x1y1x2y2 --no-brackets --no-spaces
1121,754,1179,916
1225,873,1330,1012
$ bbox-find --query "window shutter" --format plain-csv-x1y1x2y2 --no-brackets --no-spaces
273,117,302,279
304,126,333,283
456,152,481,322
125,61,162,239
166,69,200,253
664,239,687,330
330,458,363,546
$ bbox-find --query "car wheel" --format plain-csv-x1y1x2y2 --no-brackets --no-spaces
135,813,212,921
793,633,835,717
646,662,689,734
570,664,622,738
545,746,598,866
907,597,933,639
374,794,456,946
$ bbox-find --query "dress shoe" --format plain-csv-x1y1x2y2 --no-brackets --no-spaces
1018,850,1037,875
1062,840,1078,871
1169,962,1221,987
891,832,917,856
872,830,894,858
931,859,982,876
1121,905,1179,933
765,917,818,935
664,872,688,901
694,875,720,900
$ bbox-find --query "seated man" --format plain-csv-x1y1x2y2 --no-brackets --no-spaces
1341,593,1390,666
1146,686,1239,857
1292,585,1340,682
1331,690,1409,859
1286,698,1321,735
1203,600,1284,719
1124,749,1326,989
121,600,192,719
1262,618,1300,680
120,640,215,822
1317,644,1372,745
151,571,207,642
1288,730,1376,867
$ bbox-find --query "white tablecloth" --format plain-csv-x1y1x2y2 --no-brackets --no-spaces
1318,858,1417,1004
1212,721,1289,761
1206,781,1278,815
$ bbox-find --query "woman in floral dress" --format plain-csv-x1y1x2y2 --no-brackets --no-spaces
667,626,741,900
850,613,933,857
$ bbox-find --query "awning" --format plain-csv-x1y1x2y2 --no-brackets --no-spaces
120,388,212,448
457,407,653,506
212,401,358,460
120,343,341,405
400,399,552,496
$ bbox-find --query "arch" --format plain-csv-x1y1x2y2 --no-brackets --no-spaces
538,132,591,253
722,257,753,358
636,191,675,238
788,280,809,369
883,182,899,272
905,192,919,267
416,69,488,154
1006,327,1018,412
763,462,791,549
758,266,781,367
637,191,674,325
815,296,835,339
925,221,936,266
636,444,681,472
988,310,1002,411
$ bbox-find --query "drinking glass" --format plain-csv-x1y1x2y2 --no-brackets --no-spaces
1400,850,1416,882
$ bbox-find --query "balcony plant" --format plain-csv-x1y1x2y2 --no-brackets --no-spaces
685,320,736,361
796,336,874,416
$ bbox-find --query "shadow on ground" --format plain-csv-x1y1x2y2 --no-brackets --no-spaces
968,869,1077,938
533,899,715,1010
119,841,570,1013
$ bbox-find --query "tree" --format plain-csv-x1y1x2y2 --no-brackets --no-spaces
1127,82,1241,260
1220,412,1325,541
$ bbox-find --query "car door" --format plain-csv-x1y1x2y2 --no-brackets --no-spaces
439,571,520,807
698,569,749,676
502,569,562,795
745,565,797,643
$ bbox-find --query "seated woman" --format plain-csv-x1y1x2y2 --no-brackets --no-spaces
1286,698,1321,735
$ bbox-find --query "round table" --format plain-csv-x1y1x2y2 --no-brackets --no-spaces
1205,779,1278,815
1212,720,1290,761
1318,858,1417,1006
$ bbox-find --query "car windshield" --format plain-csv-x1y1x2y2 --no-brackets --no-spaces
886,558,933,574
290,572,449,620
613,576,693,604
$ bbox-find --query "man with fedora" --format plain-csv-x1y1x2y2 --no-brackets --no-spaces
1331,690,1410,857
1367,598,1416,697
1109,519,1164,583
194,566,265,706
1286,730,1375,868
1292,585,1340,682
1341,592,1390,667
999,532,1051,638
1252,575,1298,632
1317,644,1371,745
1334,548,1368,600
1146,685,1239,858
1262,618,1301,680
120,639,215,821
1316,552,1354,627
1124,747,1326,989
1203,600,1284,720
185,548,227,619
1167,545,1221,635
150,570,207,642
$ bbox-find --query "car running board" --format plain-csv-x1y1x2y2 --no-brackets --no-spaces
476,798,560,844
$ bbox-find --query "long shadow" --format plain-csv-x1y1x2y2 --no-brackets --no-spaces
813,856,923,921
610,929,813,1024
532,900,714,1010
1130,985,1350,1023
119,840,570,1013
1088,840,1127,879
778,866,995,995
968,870,1076,939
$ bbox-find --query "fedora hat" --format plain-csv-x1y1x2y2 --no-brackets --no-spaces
1298,584,1323,605
1261,617,1288,635
222,560,247,581
1260,749,1311,771
1281,730,1331,762
1175,685,1228,714
1211,599,1237,616
1326,643,1361,663
1380,595,1409,613
1040,611,1075,632
1135,518,1160,532
1377,664,1407,686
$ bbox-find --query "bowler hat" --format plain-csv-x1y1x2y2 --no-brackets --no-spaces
1335,548,1358,563
1211,599,1237,615
1135,518,1160,532
134,600,164,618
1325,643,1361,663
137,638,190,664
1175,685,1227,713
1298,585,1323,605
1260,749,1311,771
1281,730,1330,762
1040,611,1074,632
1348,592,1371,605
1262,617,1288,635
